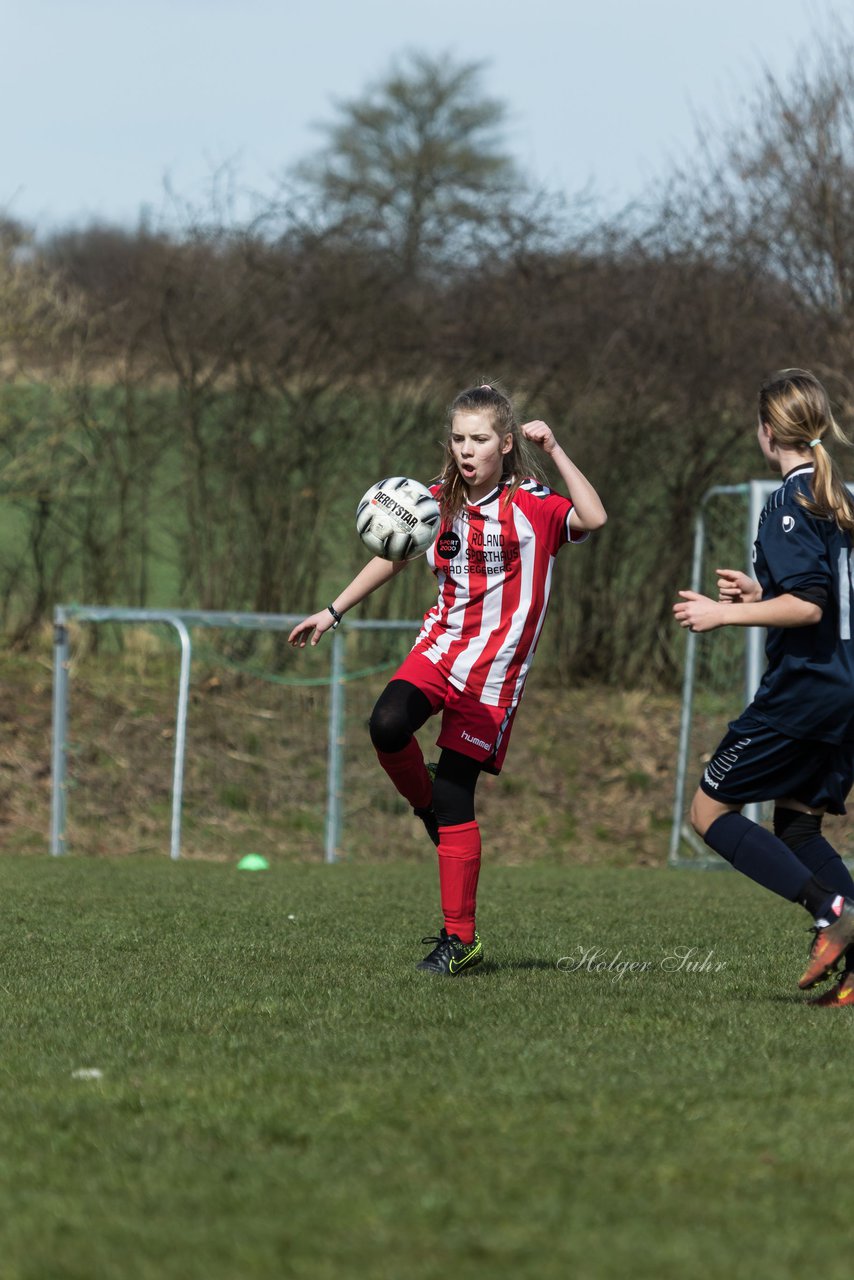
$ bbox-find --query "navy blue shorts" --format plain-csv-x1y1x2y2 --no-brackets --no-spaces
699,712,854,815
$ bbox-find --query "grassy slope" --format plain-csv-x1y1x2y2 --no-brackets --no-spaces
2,635,686,866
0,857,849,1280
5,632,854,867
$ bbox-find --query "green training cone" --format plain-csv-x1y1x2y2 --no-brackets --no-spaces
237,853,269,871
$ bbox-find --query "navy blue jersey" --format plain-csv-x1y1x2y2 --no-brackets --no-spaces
750,464,854,743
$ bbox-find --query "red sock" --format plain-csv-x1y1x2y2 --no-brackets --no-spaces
437,821,481,944
375,738,432,811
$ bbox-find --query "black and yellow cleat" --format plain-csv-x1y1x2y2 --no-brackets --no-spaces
413,805,439,846
416,928,483,976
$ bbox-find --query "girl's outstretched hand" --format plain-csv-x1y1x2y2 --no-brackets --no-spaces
288,611,336,648
672,590,726,633
520,420,557,454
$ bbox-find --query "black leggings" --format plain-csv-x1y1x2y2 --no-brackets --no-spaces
369,679,482,826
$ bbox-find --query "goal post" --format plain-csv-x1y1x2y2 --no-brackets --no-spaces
50,605,420,863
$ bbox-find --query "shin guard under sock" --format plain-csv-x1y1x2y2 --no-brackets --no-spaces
787,837,853,907
437,821,481,944
703,812,814,903
375,738,432,811
772,811,854,898
788,838,854,896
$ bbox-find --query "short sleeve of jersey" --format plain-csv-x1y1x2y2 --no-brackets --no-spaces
515,480,584,553
757,503,832,598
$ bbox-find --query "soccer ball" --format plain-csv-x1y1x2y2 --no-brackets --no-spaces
356,476,441,562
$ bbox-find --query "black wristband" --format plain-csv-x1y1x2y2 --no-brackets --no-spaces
327,604,342,628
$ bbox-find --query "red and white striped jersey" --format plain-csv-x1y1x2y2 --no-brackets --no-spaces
412,478,587,707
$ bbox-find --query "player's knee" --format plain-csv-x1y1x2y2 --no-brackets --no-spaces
368,704,410,753
689,792,714,838
773,807,822,851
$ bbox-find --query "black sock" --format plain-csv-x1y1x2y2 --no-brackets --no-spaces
790,839,853,899
773,809,854,898
703,812,814,902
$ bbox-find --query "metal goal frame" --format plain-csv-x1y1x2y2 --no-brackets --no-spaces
50,605,418,863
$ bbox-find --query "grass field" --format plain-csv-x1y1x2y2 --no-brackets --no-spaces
0,856,850,1280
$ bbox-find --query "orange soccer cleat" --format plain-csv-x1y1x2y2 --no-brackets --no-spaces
807,968,854,1007
799,898,854,989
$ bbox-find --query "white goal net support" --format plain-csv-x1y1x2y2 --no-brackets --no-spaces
670,480,854,868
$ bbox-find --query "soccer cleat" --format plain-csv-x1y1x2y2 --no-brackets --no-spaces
807,968,854,1007
799,896,854,989
414,805,439,847
416,928,483,976
413,761,440,847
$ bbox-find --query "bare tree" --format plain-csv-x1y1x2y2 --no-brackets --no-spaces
653,25,854,399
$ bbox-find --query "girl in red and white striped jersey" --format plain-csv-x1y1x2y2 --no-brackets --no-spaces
288,383,606,975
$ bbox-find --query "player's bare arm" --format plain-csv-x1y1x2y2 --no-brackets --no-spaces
288,556,408,647
520,420,607,531
673,589,822,633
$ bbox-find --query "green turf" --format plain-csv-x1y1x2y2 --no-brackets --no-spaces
0,858,848,1279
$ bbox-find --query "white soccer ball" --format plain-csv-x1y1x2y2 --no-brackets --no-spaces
356,476,441,562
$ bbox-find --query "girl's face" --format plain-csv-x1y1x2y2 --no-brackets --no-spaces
450,410,513,500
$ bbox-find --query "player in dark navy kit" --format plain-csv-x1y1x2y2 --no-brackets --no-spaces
674,369,854,1006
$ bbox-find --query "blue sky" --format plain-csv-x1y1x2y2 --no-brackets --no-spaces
0,0,836,232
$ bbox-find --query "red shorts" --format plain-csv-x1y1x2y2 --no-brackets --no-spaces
391,650,518,775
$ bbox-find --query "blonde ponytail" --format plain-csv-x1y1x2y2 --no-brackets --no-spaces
805,436,854,533
759,369,854,533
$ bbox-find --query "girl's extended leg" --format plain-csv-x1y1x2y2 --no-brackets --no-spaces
691,790,836,911
692,789,854,988
368,679,435,816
